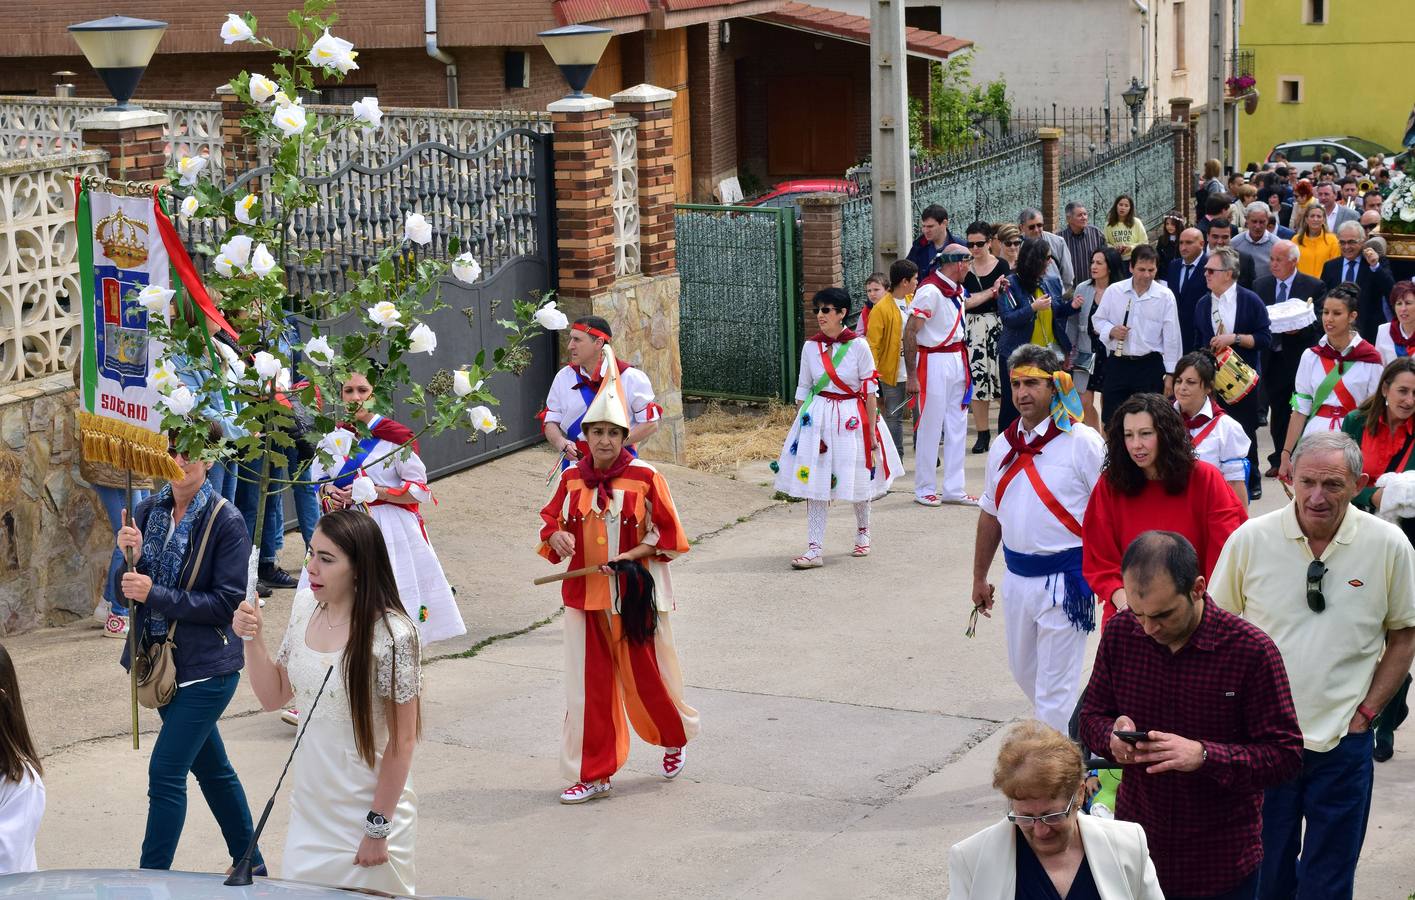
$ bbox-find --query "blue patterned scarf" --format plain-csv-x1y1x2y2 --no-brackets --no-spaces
141,479,214,637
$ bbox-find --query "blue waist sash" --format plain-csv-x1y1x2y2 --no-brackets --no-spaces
1003,545,1095,633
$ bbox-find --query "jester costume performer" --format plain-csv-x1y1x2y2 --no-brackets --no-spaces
772,288,902,568
538,346,700,804
974,347,1104,733
540,318,662,468
308,412,466,645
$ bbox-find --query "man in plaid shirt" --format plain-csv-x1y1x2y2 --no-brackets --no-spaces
1080,531,1304,900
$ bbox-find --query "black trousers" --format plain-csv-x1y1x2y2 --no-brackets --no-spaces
1216,384,1263,493
1265,326,1320,468
1101,353,1166,425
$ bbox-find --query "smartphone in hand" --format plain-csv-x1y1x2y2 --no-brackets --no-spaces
1113,730,1149,745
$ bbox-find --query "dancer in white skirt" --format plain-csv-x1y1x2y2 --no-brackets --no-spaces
1173,350,1253,507
773,287,901,569
308,371,466,645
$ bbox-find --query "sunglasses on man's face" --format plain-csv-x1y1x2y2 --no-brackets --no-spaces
967,241,988,248
1307,559,1327,613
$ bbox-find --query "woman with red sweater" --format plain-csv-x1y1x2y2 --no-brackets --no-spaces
1082,393,1247,628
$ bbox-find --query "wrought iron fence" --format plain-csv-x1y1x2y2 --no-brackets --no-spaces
177,129,554,306
675,204,798,401
987,105,1158,171
1060,122,1178,236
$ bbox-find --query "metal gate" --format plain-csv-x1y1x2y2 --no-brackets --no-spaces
674,204,798,402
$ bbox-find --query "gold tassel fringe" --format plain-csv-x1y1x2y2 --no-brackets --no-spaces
78,411,184,482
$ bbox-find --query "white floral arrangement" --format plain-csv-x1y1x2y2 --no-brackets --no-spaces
1381,169,1415,233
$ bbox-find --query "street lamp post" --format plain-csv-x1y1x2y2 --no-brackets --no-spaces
68,15,167,111
1122,77,1149,137
537,24,613,100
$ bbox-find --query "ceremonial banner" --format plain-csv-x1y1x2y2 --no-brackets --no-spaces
75,180,183,481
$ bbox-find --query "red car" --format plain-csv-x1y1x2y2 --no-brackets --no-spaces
744,179,857,216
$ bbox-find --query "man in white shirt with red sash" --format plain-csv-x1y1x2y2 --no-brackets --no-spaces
904,245,974,505
541,316,662,467
971,343,1105,732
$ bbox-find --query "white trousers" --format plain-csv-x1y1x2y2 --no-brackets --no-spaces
1001,568,1090,734
913,351,967,500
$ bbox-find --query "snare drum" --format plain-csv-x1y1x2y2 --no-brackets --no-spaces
1268,298,1317,335
1214,346,1260,403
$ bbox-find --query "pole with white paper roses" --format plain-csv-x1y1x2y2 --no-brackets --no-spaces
139,0,571,615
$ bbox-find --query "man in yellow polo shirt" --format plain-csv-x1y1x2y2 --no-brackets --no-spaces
1210,431,1415,900
867,259,916,459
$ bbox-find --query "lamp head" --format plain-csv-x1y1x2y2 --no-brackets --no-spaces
1121,76,1148,112
69,15,167,111
538,24,612,98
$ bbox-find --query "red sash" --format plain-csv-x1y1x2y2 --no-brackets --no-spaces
914,296,969,425
994,422,1084,538
1182,405,1225,447
1391,321,1415,358
819,344,882,474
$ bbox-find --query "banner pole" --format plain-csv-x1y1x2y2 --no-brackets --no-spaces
126,470,139,751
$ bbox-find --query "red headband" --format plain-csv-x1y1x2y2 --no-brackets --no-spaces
572,322,611,343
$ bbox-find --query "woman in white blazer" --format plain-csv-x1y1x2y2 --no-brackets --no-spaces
948,721,1164,900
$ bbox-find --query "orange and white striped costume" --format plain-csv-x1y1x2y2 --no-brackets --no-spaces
538,457,700,782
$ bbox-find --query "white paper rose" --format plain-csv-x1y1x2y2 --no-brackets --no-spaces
404,212,433,246
252,351,281,380
149,359,180,393
319,428,357,460
368,301,402,329
234,193,259,225
250,242,277,278
408,323,437,355
533,300,570,331
309,30,358,73
248,74,277,103
452,370,484,397
451,252,482,284
177,155,207,187
220,13,254,44
220,234,253,268
212,254,236,277
273,90,295,108
304,335,334,366
272,103,307,138
180,195,199,219
350,475,379,505
160,385,197,417
351,97,382,130
469,405,498,434
137,284,175,315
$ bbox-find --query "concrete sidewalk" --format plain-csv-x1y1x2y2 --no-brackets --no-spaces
17,442,1415,898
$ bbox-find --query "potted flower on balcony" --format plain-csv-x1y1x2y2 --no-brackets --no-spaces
1226,74,1258,113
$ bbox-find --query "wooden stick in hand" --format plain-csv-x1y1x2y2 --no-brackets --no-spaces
534,564,602,585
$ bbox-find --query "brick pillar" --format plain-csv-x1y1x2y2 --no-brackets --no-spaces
217,85,258,179
612,84,677,276
798,194,845,339
78,109,169,182
1038,127,1062,230
1169,98,1194,220
549,96,617,309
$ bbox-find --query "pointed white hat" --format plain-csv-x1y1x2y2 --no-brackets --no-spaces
582,344,631,431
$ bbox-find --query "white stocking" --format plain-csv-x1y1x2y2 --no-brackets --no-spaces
854,501,870,547
804,500,828,557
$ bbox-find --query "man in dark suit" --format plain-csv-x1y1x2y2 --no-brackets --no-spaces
1205,219,1257,290
1195,247,1272,501
1164,227,1208,352
1254,239,1326,474
1321,220,1397,342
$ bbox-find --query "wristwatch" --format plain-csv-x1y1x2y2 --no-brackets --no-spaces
365,810,391,840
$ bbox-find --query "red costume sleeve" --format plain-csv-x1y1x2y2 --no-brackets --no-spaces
1082,479,1125,607
538,472,571,563
1197,462,1248,581
371,417,420,454
646,470,690,561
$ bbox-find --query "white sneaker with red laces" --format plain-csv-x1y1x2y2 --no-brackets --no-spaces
103,612,128,639
560,778,612,804
281,708,300,727
914,494,943,507
663,747,685,780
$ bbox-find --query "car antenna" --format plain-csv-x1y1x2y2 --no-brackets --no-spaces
225,664,335,887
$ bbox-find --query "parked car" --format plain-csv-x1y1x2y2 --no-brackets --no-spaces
0,869,474,899
744,179,857,219
1266,136,1398,175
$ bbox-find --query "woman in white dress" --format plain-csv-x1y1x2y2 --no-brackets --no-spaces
773,287,901,568
309,371,465,646
234,509,422,895
1375,282,1415,364
0,642,43,875
1278,286,1385,481
1173,350,1253,508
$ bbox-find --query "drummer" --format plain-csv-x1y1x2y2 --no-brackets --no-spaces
1193,247,1270,502
1376,282,1415,364
1278,284,1385,481
1174,350,1253,507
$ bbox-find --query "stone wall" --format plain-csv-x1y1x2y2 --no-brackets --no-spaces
591,273,685,464
0,375,111,635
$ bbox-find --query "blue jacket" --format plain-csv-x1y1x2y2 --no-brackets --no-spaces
1194,285,1272,373
115,494,250,683
998,274,1074,357
1164,253,1209,353
906,231,963,279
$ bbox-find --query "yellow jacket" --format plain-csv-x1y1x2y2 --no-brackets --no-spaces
866,294,905,384
1295,232,1339,280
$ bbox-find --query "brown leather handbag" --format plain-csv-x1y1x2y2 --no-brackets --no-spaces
134,498,227,709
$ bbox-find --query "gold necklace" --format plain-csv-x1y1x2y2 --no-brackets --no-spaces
317,602,351,630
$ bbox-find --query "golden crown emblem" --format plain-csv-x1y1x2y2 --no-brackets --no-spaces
94,209,150,269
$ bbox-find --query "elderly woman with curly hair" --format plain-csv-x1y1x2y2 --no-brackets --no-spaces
947,720,1163,900
1081,393,1247,629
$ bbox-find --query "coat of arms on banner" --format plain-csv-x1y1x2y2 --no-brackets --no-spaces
93,208,153,393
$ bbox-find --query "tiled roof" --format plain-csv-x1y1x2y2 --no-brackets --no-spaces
753,1,972,60
553,0,653,25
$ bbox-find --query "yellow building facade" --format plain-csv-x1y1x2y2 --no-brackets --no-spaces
1239,0,1413,166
